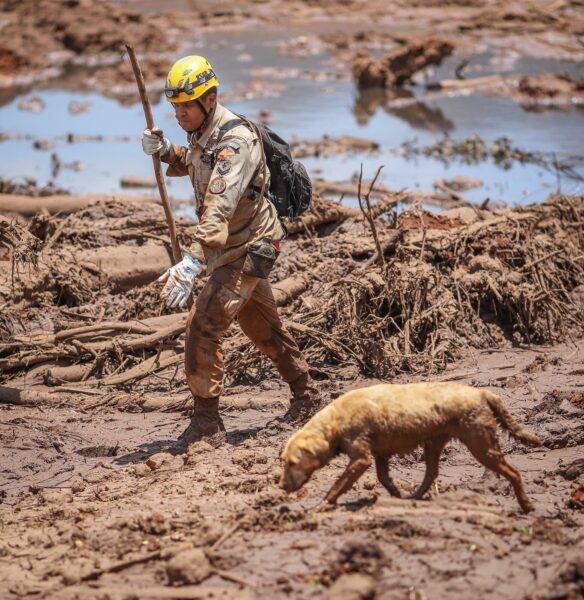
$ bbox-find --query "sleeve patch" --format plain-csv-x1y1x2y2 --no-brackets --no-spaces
208,176,227,195
217,147,236,160
216,160,232,175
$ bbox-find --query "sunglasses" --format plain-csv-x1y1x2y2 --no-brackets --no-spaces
164,69,216,98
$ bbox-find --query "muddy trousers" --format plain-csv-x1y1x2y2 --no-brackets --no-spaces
185,258,309,401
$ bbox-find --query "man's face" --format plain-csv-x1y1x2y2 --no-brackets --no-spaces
173,99,205,132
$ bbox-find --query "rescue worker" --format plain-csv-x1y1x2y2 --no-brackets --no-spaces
141,56,319,446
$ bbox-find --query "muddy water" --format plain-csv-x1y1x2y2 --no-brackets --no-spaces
1,24,583,219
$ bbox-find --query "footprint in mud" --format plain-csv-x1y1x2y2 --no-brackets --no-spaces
76,444,121,458
527,390,584,449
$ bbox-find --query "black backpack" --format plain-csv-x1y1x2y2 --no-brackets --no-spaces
214,116,312,219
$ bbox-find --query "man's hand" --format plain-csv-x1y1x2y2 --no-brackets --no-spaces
157,254,203,309
141,127,170,156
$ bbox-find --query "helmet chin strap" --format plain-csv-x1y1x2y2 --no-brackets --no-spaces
187,100,216,145
197,99,208,120
196,100,215,134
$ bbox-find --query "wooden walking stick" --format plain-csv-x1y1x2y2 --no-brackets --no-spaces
125,43,182,265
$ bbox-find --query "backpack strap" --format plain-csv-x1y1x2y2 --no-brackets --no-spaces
208,114,268,203
200,118,243,167
236,114,269,211
204,115,269,227
216,118,244,145
233,114,287,236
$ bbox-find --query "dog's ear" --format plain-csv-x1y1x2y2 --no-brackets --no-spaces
282,441,303,466
302,436,331,460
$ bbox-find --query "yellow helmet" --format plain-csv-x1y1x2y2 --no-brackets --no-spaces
164,55,219,104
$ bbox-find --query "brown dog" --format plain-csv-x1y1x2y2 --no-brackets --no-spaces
279,382,541,512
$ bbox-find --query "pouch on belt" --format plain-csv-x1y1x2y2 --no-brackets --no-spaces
243,238,279,278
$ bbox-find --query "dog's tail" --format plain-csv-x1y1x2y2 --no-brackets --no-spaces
484,391,541,447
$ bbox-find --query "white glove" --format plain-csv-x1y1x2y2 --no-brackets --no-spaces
157,254,203,309
142,128,170,156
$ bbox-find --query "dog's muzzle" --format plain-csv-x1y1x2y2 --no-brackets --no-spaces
280,466,306,492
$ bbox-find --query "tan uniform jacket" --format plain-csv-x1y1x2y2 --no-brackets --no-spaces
161,103,284,274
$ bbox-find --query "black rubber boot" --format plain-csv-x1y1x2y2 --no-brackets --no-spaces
176,397,226,449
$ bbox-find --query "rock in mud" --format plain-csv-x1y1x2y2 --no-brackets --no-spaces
60,565,81,585
353,38,454,89
568,483,584,510
326,573,377,600
133,463,152,478
146,452,174,471
166,548,212,586
70,476,86,494
518,73,584,101
557,458,584,481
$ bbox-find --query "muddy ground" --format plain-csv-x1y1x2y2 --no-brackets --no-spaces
1,190,583,599
1,0,583,106
1,1,583,599
0,336,582,599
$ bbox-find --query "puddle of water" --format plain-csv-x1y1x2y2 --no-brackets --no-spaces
0,24,583,219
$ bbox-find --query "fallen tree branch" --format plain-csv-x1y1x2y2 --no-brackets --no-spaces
54,321,156,342
79,350,183,387
0,318,186,372
80,550,162,582
357,164,386,267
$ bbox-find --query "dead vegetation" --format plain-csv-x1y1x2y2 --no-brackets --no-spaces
516,72,584,108
352,38,455,89
1,187,582,405
248,191,584,379
400,135,584,182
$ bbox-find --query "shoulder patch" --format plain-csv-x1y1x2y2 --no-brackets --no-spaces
208,176,227,195
216,160,232,175
217,146,239,160
217,144,240,160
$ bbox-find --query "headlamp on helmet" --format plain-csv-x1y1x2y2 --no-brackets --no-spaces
165,56,219,104
164,68,217,99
